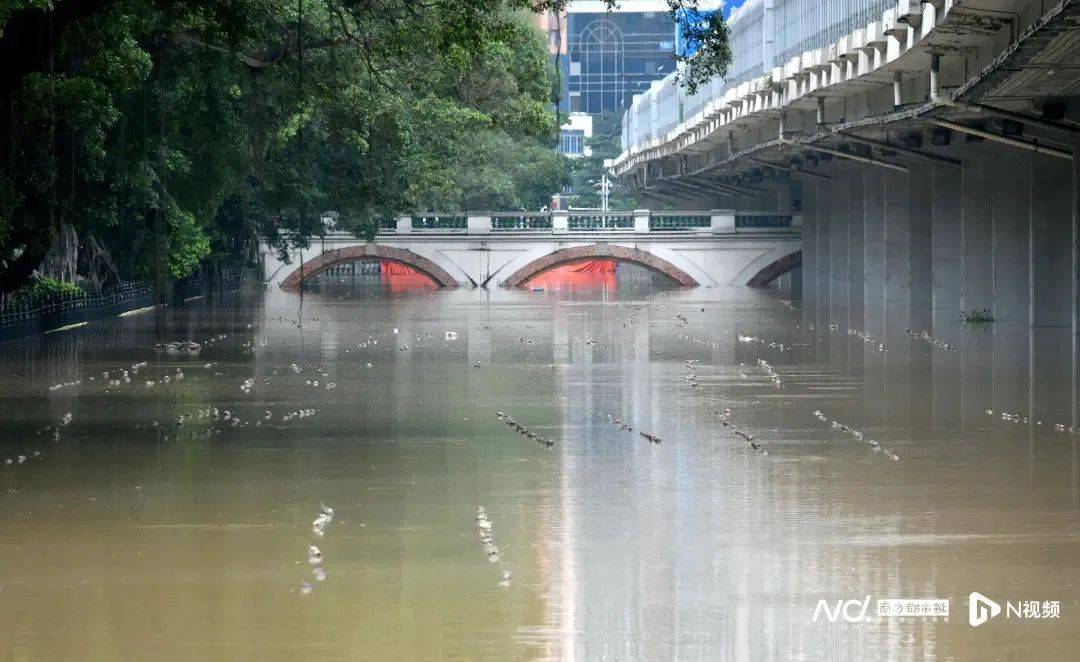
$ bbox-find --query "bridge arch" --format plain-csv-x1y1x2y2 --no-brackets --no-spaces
746,249,802,287
279,244,459,289
501,244,699,288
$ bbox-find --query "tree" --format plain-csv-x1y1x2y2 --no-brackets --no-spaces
0,0,731,293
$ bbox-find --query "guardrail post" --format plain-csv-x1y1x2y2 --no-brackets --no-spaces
711,209,735,234
396,215,413,233
467,214,491,235
634,209,650,233
552,210,569,235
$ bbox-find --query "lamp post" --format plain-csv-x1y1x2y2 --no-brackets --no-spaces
592,174,612,213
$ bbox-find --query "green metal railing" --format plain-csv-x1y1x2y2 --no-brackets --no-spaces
411,214,467,230
491,214,553,231
568,213,633,231
650,213,711,231
736,214,793,228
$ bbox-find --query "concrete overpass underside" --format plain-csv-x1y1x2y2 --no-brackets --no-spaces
613,0,1080,330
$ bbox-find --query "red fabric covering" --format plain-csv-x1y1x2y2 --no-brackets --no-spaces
569,259,616,273
525,259,617,291
381,261,420,275
378,260,436,291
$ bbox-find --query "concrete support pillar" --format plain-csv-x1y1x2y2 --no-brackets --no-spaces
961,156,994,315
552,210,569,235
848,170,865,327
634,209,650,233
830,171,850,316
710,209,736,234
789,266,803,300
909,165,933,329
930,162,963,426
1030,153,1074,425
802,184,819,316
884,170,910,306
814,181,832,322
931,164,962,319
467,214,491,235
992,154,1031,322
1074,142,1080,430
863,168,886,308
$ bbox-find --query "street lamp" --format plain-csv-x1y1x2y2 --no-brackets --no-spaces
591,174,612,213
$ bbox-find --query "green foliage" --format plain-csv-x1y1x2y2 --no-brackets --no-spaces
0,0,731,290
0,0,578,288
11,278,84,304
165,205,211,279
961,308,995,324
669,1,732,94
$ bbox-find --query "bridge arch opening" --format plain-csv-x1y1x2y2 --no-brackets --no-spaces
746,249,802,287
502,245,699,288
279,245,458,289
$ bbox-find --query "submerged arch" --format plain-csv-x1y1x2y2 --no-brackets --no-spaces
746,249,802,287
502,244,699,288
279,244,458,289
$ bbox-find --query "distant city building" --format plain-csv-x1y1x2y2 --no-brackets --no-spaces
558,113,593,158
535,2,725,116
565,1,677,114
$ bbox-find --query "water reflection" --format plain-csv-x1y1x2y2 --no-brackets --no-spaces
0,280,1077,660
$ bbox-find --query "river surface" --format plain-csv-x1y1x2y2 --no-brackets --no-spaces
1,270,1078,661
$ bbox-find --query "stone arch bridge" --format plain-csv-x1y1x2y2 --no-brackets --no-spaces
261,210,802,289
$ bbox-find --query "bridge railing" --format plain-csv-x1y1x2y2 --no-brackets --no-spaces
650,212,712,232
568,212,634,231
489,212,553,232
736,213,797,229
374,210,801,235
410,213,467,231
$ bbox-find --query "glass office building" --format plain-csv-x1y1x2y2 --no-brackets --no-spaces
564,2,677,115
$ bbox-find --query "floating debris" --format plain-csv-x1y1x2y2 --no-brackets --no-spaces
905,328,956,351
756,358,783,389
813,411,899,461
154,341,202,354
497,412,555,448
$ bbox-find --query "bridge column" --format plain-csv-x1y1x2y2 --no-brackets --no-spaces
961,156,994,317
552,210,569,235
909,165,933,331
847,168,865,331
634,209,650,233
467,214,491,235
931,163,962,328
1030,151,1075,426
991,153,1031,323
801,184,819,323
813,180,832,325
829,170,850,328
863,168,886,337
710,209,735,234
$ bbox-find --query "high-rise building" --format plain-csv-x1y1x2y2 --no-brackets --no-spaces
564,1,677,115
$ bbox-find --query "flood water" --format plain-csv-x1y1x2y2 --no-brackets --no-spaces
1,266,1078,661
